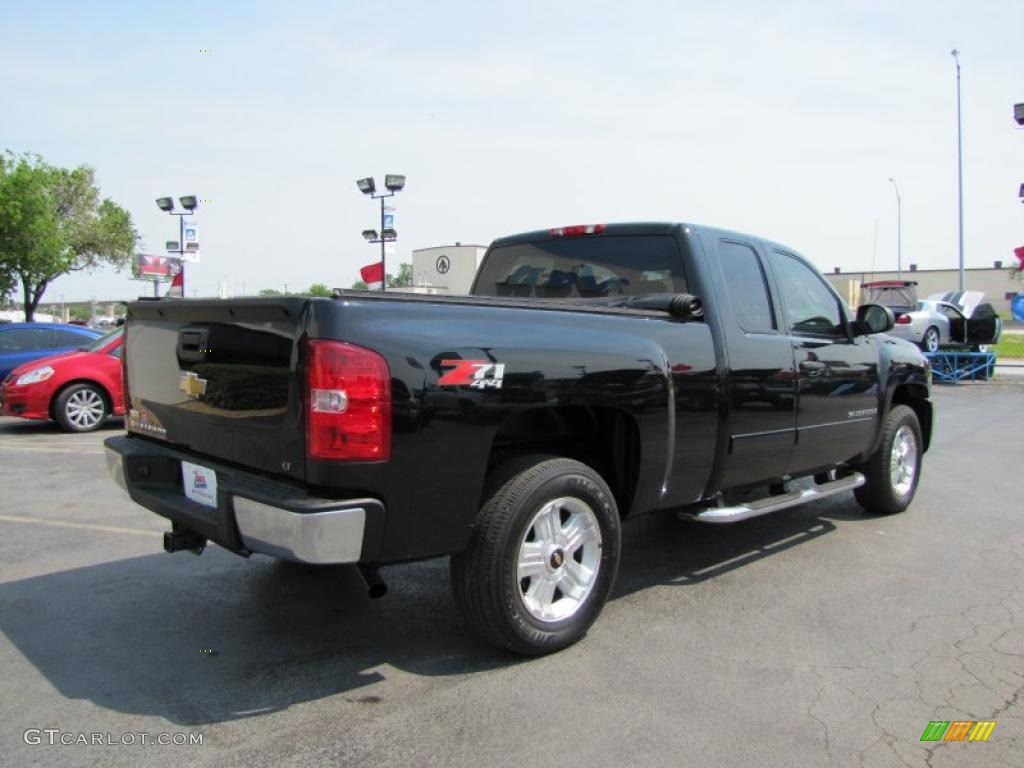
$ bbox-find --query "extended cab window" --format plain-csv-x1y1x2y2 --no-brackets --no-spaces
719,241,774,333
770,251,845,337
474,236,686,299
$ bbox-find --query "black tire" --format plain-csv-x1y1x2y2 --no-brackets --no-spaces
919,327,940,353
54,382,110,432
451,455,621,655
854,405,923,515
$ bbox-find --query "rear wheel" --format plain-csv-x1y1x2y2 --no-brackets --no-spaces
920,327,940,353
854,405,922,515
451,455,621,655
54,383,109,432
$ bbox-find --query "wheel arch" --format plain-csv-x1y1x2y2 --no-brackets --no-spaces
890,382,932,452
49,378,114,420
485,405,642,518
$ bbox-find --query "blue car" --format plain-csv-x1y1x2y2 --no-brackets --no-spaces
0,323,104,380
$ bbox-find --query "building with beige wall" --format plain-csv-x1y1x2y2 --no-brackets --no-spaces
410,244,488,295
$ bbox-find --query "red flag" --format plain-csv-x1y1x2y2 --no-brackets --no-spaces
1014,245,1024,268
360,261,384,290
166,263,184,298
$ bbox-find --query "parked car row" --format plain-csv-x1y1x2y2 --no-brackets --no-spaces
1,324,125,432
0,322,103,378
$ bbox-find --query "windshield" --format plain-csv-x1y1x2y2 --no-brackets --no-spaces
80,327,123,352
473,236,687,299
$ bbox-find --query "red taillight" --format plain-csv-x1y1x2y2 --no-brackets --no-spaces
549,224,607,237
305,340,391,461
895,315,912,324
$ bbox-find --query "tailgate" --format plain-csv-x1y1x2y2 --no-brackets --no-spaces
123,298,309,482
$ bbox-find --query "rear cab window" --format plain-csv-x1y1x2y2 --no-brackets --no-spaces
473,236,687,299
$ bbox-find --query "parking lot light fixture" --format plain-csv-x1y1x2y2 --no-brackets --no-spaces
357,173,406,292
156,194,199,297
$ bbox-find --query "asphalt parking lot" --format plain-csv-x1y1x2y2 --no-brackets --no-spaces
1,381,1022,768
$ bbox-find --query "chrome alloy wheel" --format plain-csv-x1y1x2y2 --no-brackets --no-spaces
65,388,106,429
516,497,602,623
889,425,918,497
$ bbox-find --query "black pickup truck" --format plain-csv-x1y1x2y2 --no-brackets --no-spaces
105,222,932,654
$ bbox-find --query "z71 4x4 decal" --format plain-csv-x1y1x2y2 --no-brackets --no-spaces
439,359,506,390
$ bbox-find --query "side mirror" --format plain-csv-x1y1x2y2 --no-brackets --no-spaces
855,304,895,335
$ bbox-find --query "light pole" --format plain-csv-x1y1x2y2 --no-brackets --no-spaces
951,49,965,291
156,195,198,296
356,175,406,291
888,178,902,279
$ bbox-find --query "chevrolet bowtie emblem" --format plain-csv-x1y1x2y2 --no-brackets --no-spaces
179,371,207,398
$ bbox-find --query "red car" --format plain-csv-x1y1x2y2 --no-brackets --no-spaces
1,328,125,432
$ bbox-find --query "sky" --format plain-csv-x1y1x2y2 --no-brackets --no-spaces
3,0,1022,303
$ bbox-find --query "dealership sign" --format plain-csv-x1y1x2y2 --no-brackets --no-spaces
136,254,175,281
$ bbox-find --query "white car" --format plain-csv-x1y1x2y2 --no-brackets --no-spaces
861,282,1001,353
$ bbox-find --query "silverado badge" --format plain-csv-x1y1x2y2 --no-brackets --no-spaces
179,371,207,398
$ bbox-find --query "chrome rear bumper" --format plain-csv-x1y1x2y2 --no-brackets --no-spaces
104,436,383,565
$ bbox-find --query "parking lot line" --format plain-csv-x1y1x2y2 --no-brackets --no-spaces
0,444,103,455
0,514,161,538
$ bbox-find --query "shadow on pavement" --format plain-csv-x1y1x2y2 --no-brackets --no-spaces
0,495,860,726
0,417,125,436
613,499,845,595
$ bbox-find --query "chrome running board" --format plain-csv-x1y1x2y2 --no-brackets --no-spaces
686,472,865,524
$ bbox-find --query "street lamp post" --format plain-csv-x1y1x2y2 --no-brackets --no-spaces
156,195,199,296
888,178,902,279
951,49,965,291
356,175,406,291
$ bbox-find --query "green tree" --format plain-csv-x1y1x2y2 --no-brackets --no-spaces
68,305,91,322
258,288,283,296
306,282,332,297
350,280,368,290
387,262,413,288
0,151,138,321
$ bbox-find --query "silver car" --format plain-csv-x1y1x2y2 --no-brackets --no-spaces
861,282,1001,352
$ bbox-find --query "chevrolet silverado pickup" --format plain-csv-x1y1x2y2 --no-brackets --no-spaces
105,222,933,654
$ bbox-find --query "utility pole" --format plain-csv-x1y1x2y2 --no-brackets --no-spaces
888,178,902,279
952,49,965,291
